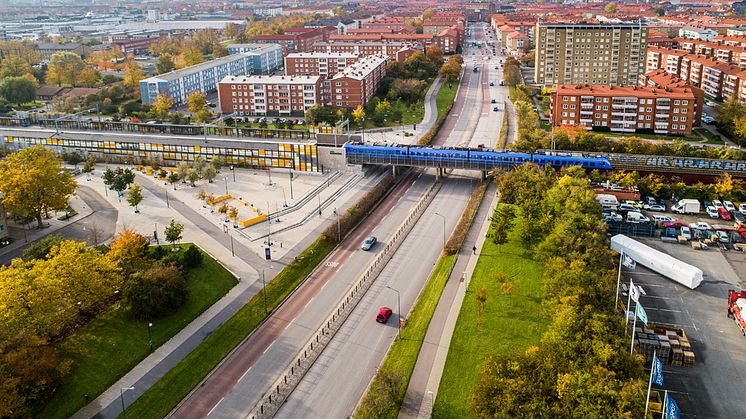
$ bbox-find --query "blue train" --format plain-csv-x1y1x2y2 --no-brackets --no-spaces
343,143,613,170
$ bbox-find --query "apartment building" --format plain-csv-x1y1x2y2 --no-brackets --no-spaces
679,26,718,42
550,84,697,136
104,30,165,55
639,69,704,125
216,75,322,116
139,45,283,106
284,52,361,78
312,41,417,63
329,54,388,108
250,28,325,54
36,42,89,60
534,23,648,87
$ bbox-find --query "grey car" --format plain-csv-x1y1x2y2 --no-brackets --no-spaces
361,235,377,251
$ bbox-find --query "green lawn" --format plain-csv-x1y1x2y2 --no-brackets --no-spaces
356,254,456,418
434,220,547,419
436,81,458,118
123,238,335,419
694,127,725,144
38,246,238,419
360,99,426,130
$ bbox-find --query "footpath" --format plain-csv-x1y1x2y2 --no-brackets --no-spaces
398,182,499,419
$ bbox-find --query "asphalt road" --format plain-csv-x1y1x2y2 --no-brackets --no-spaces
0,185,117,265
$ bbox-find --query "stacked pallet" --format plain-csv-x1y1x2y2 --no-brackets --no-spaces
635,324,694,367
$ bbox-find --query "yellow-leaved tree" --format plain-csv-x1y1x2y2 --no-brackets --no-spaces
0,146,77,228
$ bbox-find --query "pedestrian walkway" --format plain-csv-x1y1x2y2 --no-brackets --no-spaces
398,182,499,419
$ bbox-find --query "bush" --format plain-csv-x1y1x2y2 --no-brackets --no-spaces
122,264,188,320
149,245,167,260
182,244,203,269
160,251,184,270
23,234,64,260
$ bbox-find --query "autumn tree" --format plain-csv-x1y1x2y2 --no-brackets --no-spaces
76,66,100,87
186,91,207,113
439,56,462,85
155,54,175,74
22,234,64,261
0,55,32,79
352,105,366,125
107,229,150,273
213,43,229,58
46,51,85,86
604,2,618,13
0,146,77,228
228,206,239,224
127,182,144,212
0,76,35,105
151,94,173,120
387,78,427,103
122,264,187,319
165,219,184,248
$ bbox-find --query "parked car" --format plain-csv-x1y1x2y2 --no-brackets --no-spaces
499,80,504,86
376,307,393,323
740,203,746,215
622,200,643,209
626,212,650,224
712,200,725,209
489,82,494,86
603,212,623,222
702,115,716,124
690,221,711,231
732,211,746,222
619,203,640,212
706,205,719,218
493,106,499,112
724,201,737,212
361,235,377,251
680,226,692,240
718,207,733,221
645,204,666,212
706,100,718,107
645,196,658,206
652,215,675,226
717,231,731,244
662,220,688,229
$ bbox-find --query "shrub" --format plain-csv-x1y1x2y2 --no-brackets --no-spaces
122,264,188,320
149,245,167,260
182,244,203,269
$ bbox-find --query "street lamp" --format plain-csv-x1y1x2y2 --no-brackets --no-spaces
434,213,446,250
334,208,341,242
147,322,153,352
386,285,401,338
120,386,135,419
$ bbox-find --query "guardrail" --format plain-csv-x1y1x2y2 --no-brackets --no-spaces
246,178,443,419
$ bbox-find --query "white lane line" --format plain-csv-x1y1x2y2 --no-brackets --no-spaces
238,366,253,382
263,340,276,355
206,396,225,417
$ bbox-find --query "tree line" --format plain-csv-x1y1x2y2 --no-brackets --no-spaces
471,164,646,417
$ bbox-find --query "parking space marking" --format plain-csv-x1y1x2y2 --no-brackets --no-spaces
648,307,683,313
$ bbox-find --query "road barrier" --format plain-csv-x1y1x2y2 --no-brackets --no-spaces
247,178,443,419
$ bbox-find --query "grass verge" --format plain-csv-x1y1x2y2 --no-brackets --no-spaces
434,215,547,418
694,127,725,144
497,107,509,149
356,182,488,418
123,239,335,419
38,246,238,419
435,81,458,118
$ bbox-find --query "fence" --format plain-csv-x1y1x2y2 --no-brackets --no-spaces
246,179,443,419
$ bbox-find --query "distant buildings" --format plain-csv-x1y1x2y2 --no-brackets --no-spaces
679,26,718,42
284,52,361,78
217,75,322,116
250,28,330,54
550,84,698,136
104,31,165,55
535,23,648,87
313,41,417,63
329,54,387,108
35,42,88,60
139,45,283,106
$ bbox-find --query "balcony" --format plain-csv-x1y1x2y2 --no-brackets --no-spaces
581,102,593,108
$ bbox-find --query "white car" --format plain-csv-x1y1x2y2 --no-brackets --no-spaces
706,206,719,218
619,203,640,212
716,231,730,244
740,203,746,215
702,115,715,124
724,201,736,212
706,100,718,107
603,212,623,222
690,222,711,231
680,226,692,240
645,204,666,212
712,200,725,209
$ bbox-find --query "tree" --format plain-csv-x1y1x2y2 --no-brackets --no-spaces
156,54,175,74
387,78,427,103
351,105,366,125
107,229,149,273
186,91,207,113
76,66,100,87
0,55,32,79
0,76,35,105
228,206,239,225
122,264,187,319
122,60,144,91
165,219,184,248
22,234,64,261
181,45,205,67
194,108,213,124
102,167,135,195
604,2,617,13
151,94,173,120
213,43,229,58
715,172,736,200
0,146,77,228
127,182,144,212
181,244,203,269
491,204,516,245
45,52,85,86
186,169,200,186
653,6,665,16
374,99,392,120
201,165,217,183
439,57,462,85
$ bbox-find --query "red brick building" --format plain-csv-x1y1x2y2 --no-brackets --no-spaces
639,69,704,126
550,84,698,136
284,52,361,78
251,28,325,54
329,55,388,108
313,41,418,63
217,75,322,116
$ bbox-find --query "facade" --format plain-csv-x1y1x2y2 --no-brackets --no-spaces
35,42,88,60
679,26,718,42
139,45,283,106
251,28,325,54
312,41,417,63
217,75,322,116
227,43,269,55
284,52,361,78
550,84,698,135
329,54,387,108
534,23,648,87
639,69,704,125
104,31,164,55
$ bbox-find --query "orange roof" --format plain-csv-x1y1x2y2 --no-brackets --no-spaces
555,83,697,100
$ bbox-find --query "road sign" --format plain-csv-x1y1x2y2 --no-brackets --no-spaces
265,247,271,261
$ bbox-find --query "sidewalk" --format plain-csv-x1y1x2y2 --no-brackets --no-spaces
398,182,499,419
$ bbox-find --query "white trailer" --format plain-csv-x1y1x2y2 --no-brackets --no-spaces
671,199,701,215
610,234,703,289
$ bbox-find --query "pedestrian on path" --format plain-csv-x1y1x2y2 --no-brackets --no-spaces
472,245,477,254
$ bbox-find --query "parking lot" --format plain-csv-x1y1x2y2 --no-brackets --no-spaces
623,237,746,418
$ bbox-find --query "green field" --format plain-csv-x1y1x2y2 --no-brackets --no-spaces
38,246,238,419
434,222,547,419
356,254,456,418
436,81,458,118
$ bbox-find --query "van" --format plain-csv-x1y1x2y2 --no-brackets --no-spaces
596,194,619,209
626,212,649,224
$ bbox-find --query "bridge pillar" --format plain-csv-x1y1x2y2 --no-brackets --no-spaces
392,165,397,177
481,170,487,181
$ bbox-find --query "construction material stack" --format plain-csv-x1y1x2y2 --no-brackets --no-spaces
727,290,746,336
635,323,694,367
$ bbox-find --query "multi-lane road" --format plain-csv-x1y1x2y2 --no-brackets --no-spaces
167,21,507,419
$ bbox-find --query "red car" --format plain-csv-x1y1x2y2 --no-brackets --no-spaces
376,307,393,323
719,207,733,221
662,220,688,229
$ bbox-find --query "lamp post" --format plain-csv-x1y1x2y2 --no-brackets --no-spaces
224,176,229,195
334,208,341,242
147,322,153,352
434,213,446,250
120,386,135,419
386,285,401,339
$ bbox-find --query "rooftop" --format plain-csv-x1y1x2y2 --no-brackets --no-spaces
555,83,697,100
141,46,280,82
333,54,387,80
219,74,321,84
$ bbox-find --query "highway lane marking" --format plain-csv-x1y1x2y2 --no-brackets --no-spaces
263,340,276,355
325,261,339,268
206,396,225,417
238,366,253,382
